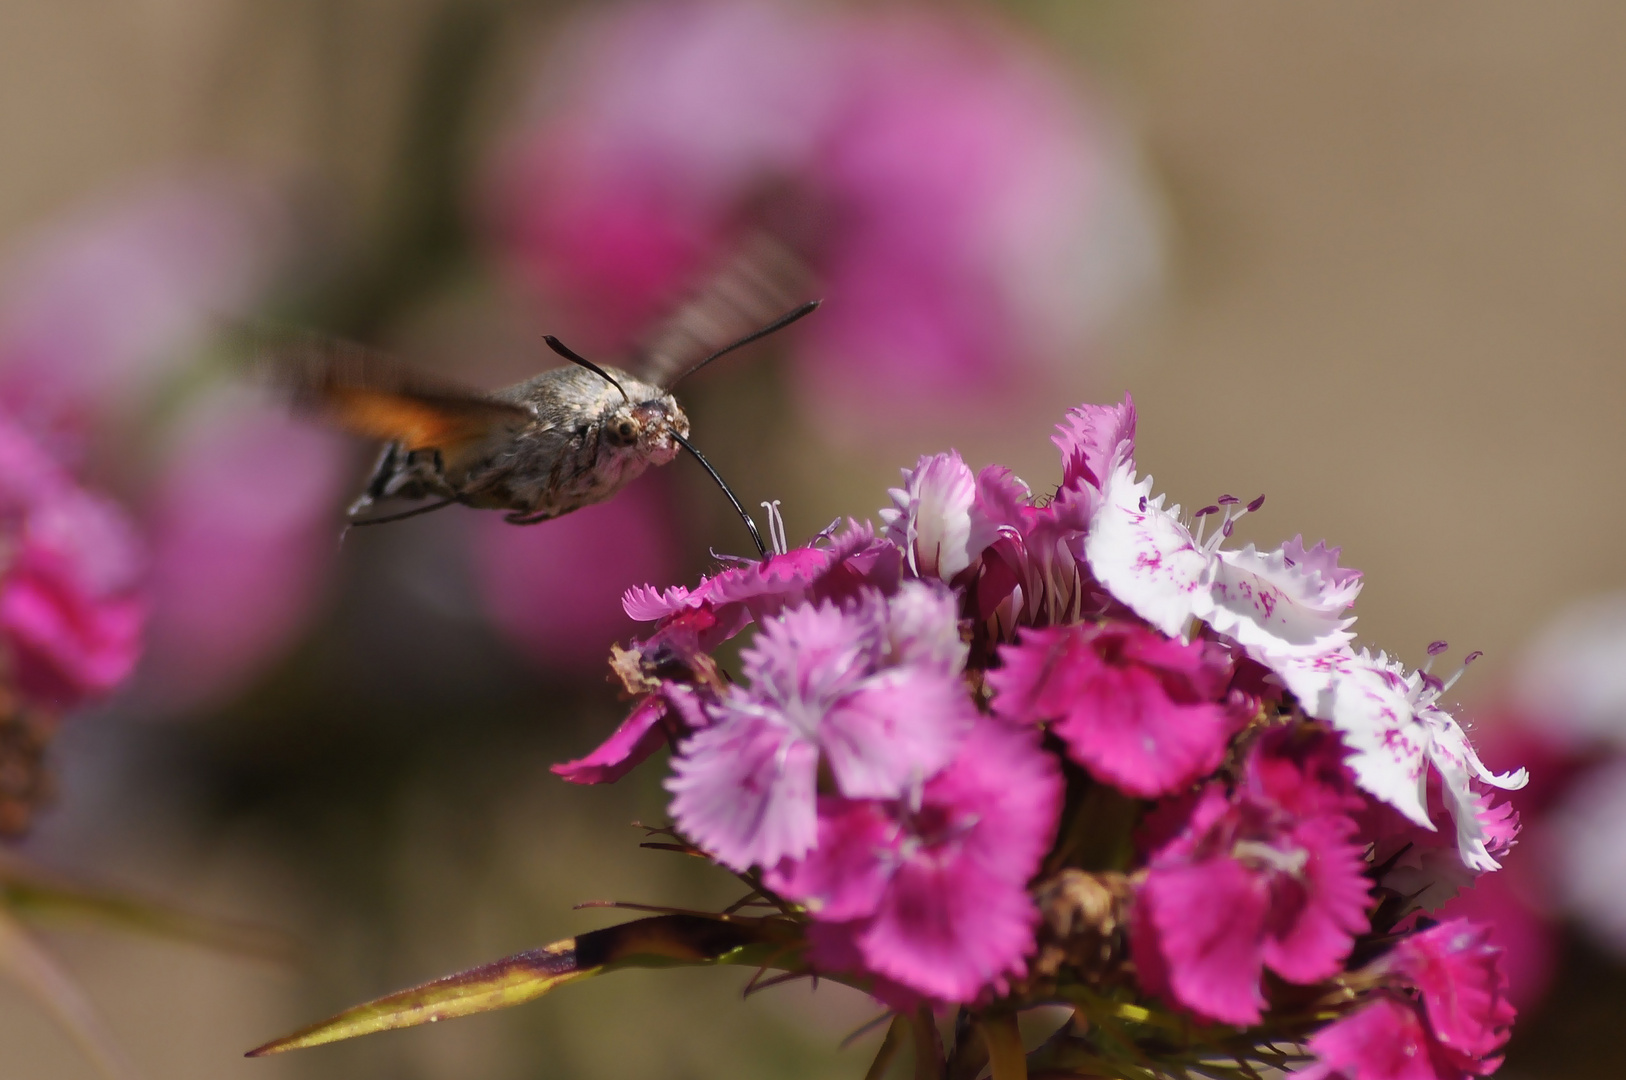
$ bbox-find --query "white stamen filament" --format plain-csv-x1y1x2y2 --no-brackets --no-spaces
760,500,789,556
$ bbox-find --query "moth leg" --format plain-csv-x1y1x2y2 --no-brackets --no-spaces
347,443,402,517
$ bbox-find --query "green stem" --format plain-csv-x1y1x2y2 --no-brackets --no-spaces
912,1006,945,1080
982,1012,1028,1080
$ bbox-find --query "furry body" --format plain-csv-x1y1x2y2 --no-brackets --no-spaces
349,365,687,524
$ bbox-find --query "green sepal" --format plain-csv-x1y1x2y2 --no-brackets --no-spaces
247,913,798,1056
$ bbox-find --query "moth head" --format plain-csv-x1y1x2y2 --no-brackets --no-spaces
604,395,688,465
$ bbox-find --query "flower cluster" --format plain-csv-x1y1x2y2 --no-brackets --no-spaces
557,395,1525,1077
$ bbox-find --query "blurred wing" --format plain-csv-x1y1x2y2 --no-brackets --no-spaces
261,335,530,452
634,234,815,388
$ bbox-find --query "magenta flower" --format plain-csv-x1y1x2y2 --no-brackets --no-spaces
624,518,902,648
666,584,974,870
1052,394,1137,493
0,173,293,460
0,416,144,710
138,390,348,712
553,696,673,786
767,717,1062,1004
473,474,679,675
490,0,1156,423
1132,731,1371,1026
989,621,1243,798
0,175,349,714
1298,919,1513,1080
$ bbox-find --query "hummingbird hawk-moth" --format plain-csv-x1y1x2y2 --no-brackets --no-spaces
271,250,818,556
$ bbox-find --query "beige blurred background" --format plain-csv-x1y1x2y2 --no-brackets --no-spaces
2,1,1624,1077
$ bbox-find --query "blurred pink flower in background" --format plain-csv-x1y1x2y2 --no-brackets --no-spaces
139,388,348,713
1416,591,1626,1013
0,174,352,715
489,0,1159,427
0,173,297,462
469,474,678,675
0,415,144,711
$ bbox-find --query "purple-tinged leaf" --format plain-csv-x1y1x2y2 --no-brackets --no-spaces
247,914,793,1056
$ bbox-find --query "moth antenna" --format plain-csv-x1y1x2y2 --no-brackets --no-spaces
668,300,821,387
671,431,767,558
347,496,461,528
544,335,630,403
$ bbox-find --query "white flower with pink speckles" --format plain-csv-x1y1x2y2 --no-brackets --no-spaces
1083,458,1358,663
1277,646,1527,871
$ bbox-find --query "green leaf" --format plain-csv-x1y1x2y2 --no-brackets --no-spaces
0,860,286,962
247,913,795,1056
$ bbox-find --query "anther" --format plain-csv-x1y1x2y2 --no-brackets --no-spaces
1428,640,1450,656
1246,494,1266,513
1440,650,1485,694
1218,494,1239,505
1194,505,1221,518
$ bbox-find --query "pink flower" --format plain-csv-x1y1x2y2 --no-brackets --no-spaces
473,473,679,675
0,173,294,461
0,417,144,710
1052,394,1136,493
666,585,974,869
490,1,1155,423
623,518,902,647
138,390,348,712
989,621,1243,798
0,175,346,715
1132,731,1371,1026
1298,920,1513,1080
879,452,1000,583
552,695,673,785
1296,996,1491,1080
767,717,1062,1003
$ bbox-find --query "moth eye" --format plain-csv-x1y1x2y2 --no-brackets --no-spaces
615,420,638,443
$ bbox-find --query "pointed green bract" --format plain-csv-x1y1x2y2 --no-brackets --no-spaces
248,914,793,1056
